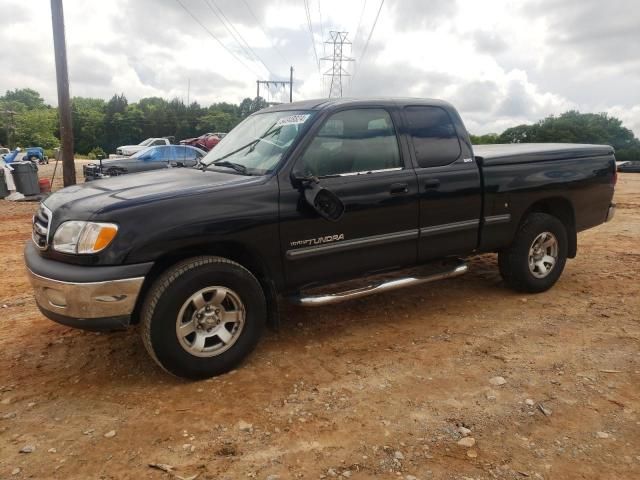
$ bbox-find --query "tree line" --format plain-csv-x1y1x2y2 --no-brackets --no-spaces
0,88,267,157
1,88,639,161
470,111,640,162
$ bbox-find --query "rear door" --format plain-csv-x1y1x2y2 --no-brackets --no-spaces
402,105,482,261
279,107,420,289
142,146,172,172
172,146,200,167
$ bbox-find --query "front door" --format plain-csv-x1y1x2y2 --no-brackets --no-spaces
279,107,420,290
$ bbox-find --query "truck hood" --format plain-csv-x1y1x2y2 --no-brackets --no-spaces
44,168,263,218
118,144,144,150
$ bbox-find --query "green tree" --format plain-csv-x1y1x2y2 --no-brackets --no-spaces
494,111,640,160
1,88,47,111
14,109,60,150
470,133,500,144
72,97,106,155
197,111,236,133
104,93,129,152
238,96,268,118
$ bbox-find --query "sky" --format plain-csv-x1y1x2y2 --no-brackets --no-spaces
0,0,638,136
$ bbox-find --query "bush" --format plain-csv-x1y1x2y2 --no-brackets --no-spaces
87,146,106,160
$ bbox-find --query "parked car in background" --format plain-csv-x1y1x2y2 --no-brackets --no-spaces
84,145,205,181
24,147,48,164
618,161,640,173
180,132,227,151
116,137,174,156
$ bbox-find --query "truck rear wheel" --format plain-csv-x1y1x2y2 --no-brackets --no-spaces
498,213,568,293
140,256,266,379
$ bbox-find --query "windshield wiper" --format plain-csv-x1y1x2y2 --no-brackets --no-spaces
207,160,248,175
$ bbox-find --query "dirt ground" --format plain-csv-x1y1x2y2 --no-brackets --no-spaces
0,165,639,480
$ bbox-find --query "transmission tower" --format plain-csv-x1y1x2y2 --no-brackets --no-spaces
321,31,354,98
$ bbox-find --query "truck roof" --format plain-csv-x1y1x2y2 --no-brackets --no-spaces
260,97,456,112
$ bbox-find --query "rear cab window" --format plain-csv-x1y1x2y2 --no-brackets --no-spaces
404,106,461,168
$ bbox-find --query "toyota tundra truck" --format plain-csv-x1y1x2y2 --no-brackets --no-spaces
25,98,617,379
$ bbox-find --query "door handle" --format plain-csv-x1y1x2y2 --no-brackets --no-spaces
424,179,440,189
390,183,409,194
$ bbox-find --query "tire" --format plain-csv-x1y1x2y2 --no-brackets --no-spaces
140,256,266,379
498,213,568,293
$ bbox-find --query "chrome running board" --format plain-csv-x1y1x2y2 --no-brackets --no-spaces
289,261,468,307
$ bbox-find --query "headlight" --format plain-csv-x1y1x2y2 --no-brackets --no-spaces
52,221,118,254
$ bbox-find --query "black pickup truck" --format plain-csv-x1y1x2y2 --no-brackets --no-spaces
25,98,617,378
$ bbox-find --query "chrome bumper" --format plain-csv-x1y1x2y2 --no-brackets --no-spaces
605,203,616,223
27,269,144,320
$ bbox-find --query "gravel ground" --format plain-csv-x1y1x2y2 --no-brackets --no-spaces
0,168,639,480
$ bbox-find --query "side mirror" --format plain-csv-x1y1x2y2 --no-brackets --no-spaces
293,173,345,222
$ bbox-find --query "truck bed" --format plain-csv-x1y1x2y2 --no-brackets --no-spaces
473,143,614,166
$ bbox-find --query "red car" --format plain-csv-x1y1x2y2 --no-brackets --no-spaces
180,132,227,152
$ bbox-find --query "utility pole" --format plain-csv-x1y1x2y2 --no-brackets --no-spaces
256,67,294,105
2,110,16,149
290,66,294,103
322,31,354,98
50,0,76,186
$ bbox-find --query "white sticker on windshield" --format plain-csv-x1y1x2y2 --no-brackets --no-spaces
275,114,311,127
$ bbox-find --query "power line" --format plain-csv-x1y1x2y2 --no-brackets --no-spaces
240,0,291,66
204,0,277,79
317,0,325,56
303,0,320,74
352,0,367,49
174,0,263,79
353,0,384,82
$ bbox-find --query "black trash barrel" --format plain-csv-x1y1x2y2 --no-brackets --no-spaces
0,169,9,199
11,161,40,196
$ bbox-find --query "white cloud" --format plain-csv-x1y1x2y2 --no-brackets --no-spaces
0,0,638,137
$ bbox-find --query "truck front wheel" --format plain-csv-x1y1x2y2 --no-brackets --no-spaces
498,213,568,293
140,256,266,379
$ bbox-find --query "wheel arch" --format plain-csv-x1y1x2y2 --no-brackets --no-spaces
131,242,279,328
519,196,577,258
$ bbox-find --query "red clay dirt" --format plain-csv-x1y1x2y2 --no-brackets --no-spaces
0,165,638,479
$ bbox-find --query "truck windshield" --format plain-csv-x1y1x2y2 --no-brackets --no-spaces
201,110,315,175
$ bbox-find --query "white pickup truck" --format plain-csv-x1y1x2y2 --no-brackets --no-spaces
115,137,172,156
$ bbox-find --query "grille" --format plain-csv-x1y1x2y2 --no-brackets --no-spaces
32,204,52,250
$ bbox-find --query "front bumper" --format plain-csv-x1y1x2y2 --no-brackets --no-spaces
27,269,144,322
605,203,616,223
24,242,153,331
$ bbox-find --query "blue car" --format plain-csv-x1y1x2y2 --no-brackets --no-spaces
83,145,206,181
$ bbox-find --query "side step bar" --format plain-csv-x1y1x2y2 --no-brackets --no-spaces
289,261,468,307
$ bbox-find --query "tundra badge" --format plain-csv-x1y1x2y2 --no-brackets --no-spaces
290,234,345,248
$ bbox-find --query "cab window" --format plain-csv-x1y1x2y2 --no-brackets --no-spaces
300,108,401,177
404,106,461,168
